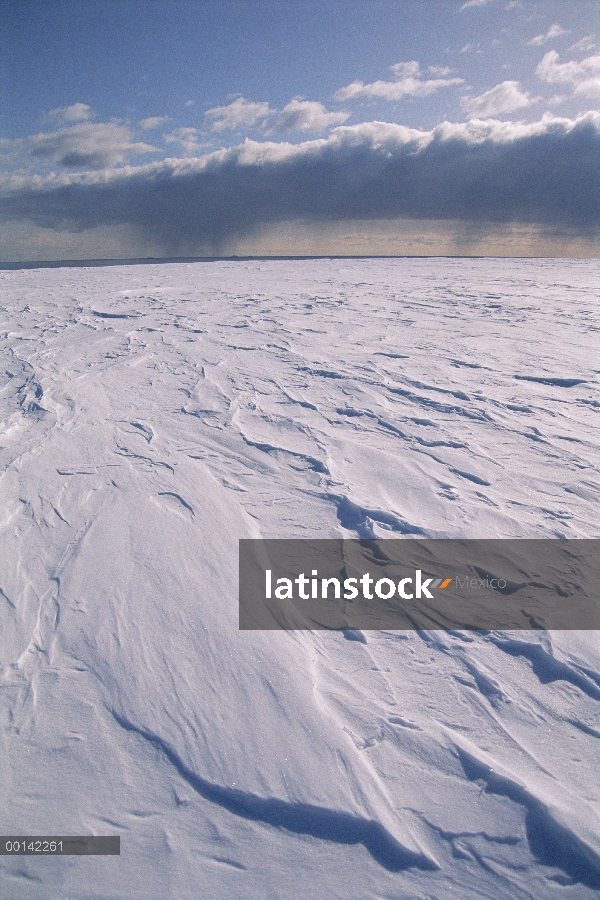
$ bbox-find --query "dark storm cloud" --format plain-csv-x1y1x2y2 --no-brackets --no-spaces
1,116,599,254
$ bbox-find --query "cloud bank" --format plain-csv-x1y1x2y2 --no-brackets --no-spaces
1,114,599,254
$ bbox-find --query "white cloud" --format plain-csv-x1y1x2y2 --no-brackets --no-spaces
528,24,568,47
569,36,596,54
272,100,349,132
47,103,93,123
163,127,208,154
571,80,600,100
536,50,600,99
138,116,168,131
202,95,348,136
204,97,272,131
462,81,535,118
28,122,157,169
334,61,463,102
428,65,452,77
460,0,492,9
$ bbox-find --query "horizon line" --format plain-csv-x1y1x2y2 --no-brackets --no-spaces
1,254,596,271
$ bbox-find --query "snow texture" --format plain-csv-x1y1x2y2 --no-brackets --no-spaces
0,257,599,899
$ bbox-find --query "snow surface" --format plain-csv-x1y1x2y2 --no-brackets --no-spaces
0,256,599,899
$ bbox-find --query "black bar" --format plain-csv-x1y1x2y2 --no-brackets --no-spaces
239,539,600,631
1,837,120,855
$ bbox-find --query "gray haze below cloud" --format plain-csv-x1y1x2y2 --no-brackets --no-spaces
1,118,599,255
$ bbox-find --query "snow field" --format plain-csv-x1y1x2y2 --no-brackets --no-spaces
0,257,599,898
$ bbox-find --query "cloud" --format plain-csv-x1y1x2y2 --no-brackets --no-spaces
163,127,208,155
2,113,599,254
537,50,600,99
460,0,492,9
204,97,272,131
47,103,93,123
204,96,346,135
334,61,464,102
138,116,168,131
528,24,568,47
272,100,349,132
26,122,158,170
462,81,535,118
569,36,596,54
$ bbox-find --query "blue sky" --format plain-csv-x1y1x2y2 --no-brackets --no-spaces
1,0,599,259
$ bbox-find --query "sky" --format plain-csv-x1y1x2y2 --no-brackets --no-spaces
1,0,599,260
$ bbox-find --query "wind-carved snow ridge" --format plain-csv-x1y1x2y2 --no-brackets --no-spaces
0,351,52,453
1,258,599,899
333,494,426,538
110,710,437,874
449,731,600,889
488,634,600,700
